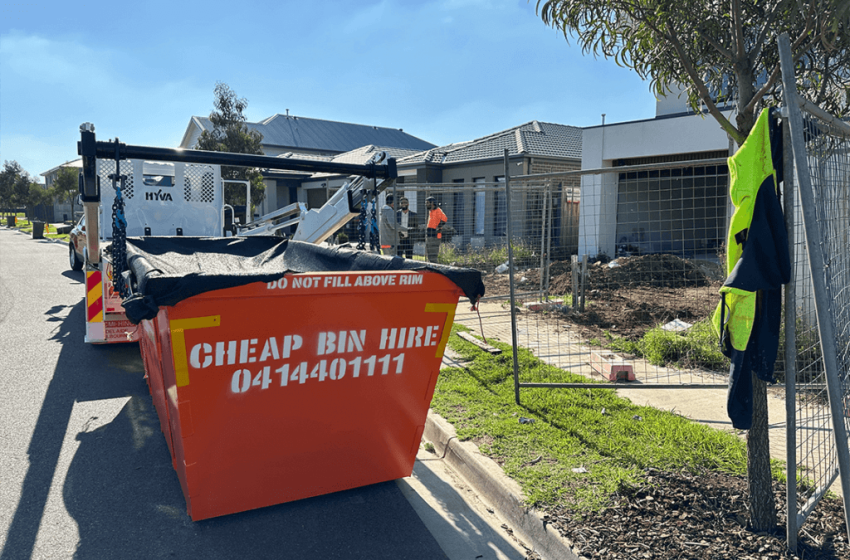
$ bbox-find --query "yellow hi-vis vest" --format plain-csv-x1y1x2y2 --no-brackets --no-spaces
711,108,777,351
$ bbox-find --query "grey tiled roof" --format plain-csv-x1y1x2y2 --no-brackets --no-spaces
192,115,435,153
397,121,581,165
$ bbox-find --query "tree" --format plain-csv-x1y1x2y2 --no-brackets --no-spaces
195,82,266,215
53,167,79,220
0,161,35,216
536,0,849,531
537,0,849,145
0,161,21,214
27,183,53,211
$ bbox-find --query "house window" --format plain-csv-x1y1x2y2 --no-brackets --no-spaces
494,176,506,237
453,179,465,236
473,177,485,236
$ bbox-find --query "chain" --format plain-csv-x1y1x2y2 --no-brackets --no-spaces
356,194,367,250
110,171,130,298
369,188,379,251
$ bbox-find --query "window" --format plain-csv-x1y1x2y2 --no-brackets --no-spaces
473,177,485,236
494,176,506,237
453,179,465,236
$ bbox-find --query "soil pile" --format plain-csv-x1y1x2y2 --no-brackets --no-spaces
548,254,722,295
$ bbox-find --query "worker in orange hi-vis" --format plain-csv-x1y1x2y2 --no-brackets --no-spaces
425,196,448,263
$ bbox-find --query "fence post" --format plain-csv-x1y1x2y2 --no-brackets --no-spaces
781,104,799,553
505,150,522,405
540,185,548,299
545,181,553,296
571,256,579,310
580,254,588,312
779,32,850,544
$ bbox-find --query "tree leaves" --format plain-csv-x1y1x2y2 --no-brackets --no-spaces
195,82,266,207
535,0,850,141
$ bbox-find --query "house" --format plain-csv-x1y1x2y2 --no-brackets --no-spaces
579,89,734,260
180,113,436,216
393,121,583,252
41,158,83,222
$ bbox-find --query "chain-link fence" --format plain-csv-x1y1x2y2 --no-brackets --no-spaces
780,33,850,550
345,151,729,398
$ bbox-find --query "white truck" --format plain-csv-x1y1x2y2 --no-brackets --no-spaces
76,123,397,344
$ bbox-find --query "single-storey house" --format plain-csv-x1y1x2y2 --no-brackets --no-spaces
393,120,583,252
580,88,734,260
180,113,436,216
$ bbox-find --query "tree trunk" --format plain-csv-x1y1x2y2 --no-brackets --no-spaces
748,371,777,531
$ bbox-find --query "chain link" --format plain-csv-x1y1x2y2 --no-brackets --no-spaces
110,172,130,298
369,188,378,251
356,194,367,251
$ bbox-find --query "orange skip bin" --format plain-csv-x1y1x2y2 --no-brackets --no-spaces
138,269,464,521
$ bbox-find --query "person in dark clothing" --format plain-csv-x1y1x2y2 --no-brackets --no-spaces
396,197,418,259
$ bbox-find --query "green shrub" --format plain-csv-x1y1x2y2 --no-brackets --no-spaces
605,319,728,371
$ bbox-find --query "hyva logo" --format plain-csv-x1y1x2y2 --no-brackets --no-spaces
145,190,173,201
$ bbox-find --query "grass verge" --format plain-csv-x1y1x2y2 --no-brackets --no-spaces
431,324,783,513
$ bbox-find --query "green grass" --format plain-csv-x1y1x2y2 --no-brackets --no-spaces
591,319,729,371
4,214,71,242
432,324,783,512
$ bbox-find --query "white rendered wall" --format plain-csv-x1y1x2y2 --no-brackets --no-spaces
579,111,732,258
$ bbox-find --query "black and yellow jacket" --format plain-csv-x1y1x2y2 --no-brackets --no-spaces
711,107,791,430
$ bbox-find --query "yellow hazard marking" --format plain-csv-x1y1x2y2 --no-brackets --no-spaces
424,303,457,358
86,271,103,323
170,316,221,388
87,283,102,305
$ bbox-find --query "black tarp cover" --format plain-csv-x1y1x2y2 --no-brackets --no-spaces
120,237,485,324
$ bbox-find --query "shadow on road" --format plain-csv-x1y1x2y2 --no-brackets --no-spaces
2,300,450,560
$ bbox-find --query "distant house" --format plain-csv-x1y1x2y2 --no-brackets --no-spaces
580,88,733,259
180,113,435,216
41,158,83,222
394,121,583,251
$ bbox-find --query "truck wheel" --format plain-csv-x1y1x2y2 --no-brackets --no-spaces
70,242,83,271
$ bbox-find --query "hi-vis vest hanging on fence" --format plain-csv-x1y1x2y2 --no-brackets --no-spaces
711,107,791,430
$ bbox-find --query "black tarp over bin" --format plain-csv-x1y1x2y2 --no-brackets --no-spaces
120,238,485,324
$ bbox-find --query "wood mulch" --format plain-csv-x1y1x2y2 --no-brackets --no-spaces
538,469,848,560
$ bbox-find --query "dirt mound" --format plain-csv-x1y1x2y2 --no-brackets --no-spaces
548,254,721,295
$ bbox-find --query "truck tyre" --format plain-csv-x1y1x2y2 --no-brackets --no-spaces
70,242,83,271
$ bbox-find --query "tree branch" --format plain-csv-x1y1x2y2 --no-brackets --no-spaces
732,0,746,63
697,27,734,60
742,64,781,116
749,0,795,68
665,22,745,144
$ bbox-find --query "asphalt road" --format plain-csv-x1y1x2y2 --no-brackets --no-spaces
0,228,452,560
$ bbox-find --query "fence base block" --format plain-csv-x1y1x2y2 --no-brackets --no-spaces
590,351,636,381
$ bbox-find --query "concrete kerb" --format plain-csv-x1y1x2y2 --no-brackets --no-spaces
423,410,582,560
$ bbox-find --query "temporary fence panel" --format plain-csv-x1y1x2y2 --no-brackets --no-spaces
779,33,850,548
423,150,732,399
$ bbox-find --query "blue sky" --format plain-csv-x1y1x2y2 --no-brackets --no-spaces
1,0,656,180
